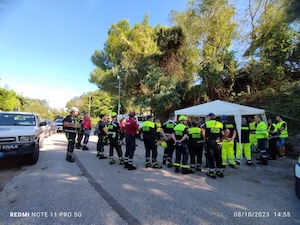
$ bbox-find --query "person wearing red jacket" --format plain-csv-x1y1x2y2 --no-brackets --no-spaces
119,118,126,145
82,114,92,150
124,111,139,170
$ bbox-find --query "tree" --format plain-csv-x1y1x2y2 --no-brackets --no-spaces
89,15,195,117
22,99,54,119
66,91,113,118
243,0,300,91
171,0,238,100
0,88,21,111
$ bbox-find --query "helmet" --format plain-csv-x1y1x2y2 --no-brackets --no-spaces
220,115,227,120
161,141,168,148
129,111,136,116
178,115,188,122
111,112,117,117
70,107,79,113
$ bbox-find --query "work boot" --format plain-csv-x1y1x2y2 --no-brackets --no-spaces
152,162,162,169
75,144,81,149
235,161,241,165
206,171,216,179
82,146,89,151
196,166,202,172
246,160,253,166
119,159,125,165
167,161,173,168
175,167,179,173
145,162,152,168
96,152,100,157
182,168,189,174
99,154,108,159
66,155,75,163
124,162,129,168
127,164,137,170
109,159,116,164
189,168,195,174
162,159,166,165
216,171,224,178
229,164,235,169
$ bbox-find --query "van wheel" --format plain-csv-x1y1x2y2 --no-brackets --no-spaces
27,144,40,165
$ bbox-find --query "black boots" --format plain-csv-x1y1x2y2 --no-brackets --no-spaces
66,155,75,163
127,164,137,170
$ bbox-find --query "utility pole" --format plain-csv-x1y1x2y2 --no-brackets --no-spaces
113,66,121,115
117,75,121,116
88,94,91,115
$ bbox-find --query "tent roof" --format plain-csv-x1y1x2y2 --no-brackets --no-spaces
175,100,265,116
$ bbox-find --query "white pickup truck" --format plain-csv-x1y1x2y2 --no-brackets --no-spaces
0,112,47,165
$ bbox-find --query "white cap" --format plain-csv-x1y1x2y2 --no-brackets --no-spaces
70,107,79,113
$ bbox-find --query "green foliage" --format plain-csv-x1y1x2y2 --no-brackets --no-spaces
0,88,20,111
22,99,54,119
171,0,237,100
66,90,113,118
242,0,300,91
90,15,195,117
87,0,299,121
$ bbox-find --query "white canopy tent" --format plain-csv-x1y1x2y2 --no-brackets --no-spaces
175,100,267,164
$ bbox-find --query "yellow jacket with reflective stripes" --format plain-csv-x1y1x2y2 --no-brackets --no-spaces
255,121,268,139
276,121,288,138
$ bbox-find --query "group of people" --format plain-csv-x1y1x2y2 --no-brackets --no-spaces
62,107,288,179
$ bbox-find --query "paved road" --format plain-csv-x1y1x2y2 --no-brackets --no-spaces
0,133,299,225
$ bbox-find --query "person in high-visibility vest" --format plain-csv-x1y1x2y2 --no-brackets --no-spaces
142,115,162,168
248,116,258,152
267,118,279,160
275,115,288,158
188,120,204,172
107,112,124,165
155,119,162,141
201,113,225,179
172,115,191,174
235,117,252,166
221,115,237,168
63,107,81,162
254,115,268,165
161,113,177,167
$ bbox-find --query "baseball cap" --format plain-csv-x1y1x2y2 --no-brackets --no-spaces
111,112,117,117
208,113,215,117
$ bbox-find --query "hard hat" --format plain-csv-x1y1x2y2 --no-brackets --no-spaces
178,115,188,122
111,112,117,117
161,141,168,148
70,107,79,113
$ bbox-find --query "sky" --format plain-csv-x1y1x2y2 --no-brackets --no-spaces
0,0,187,109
